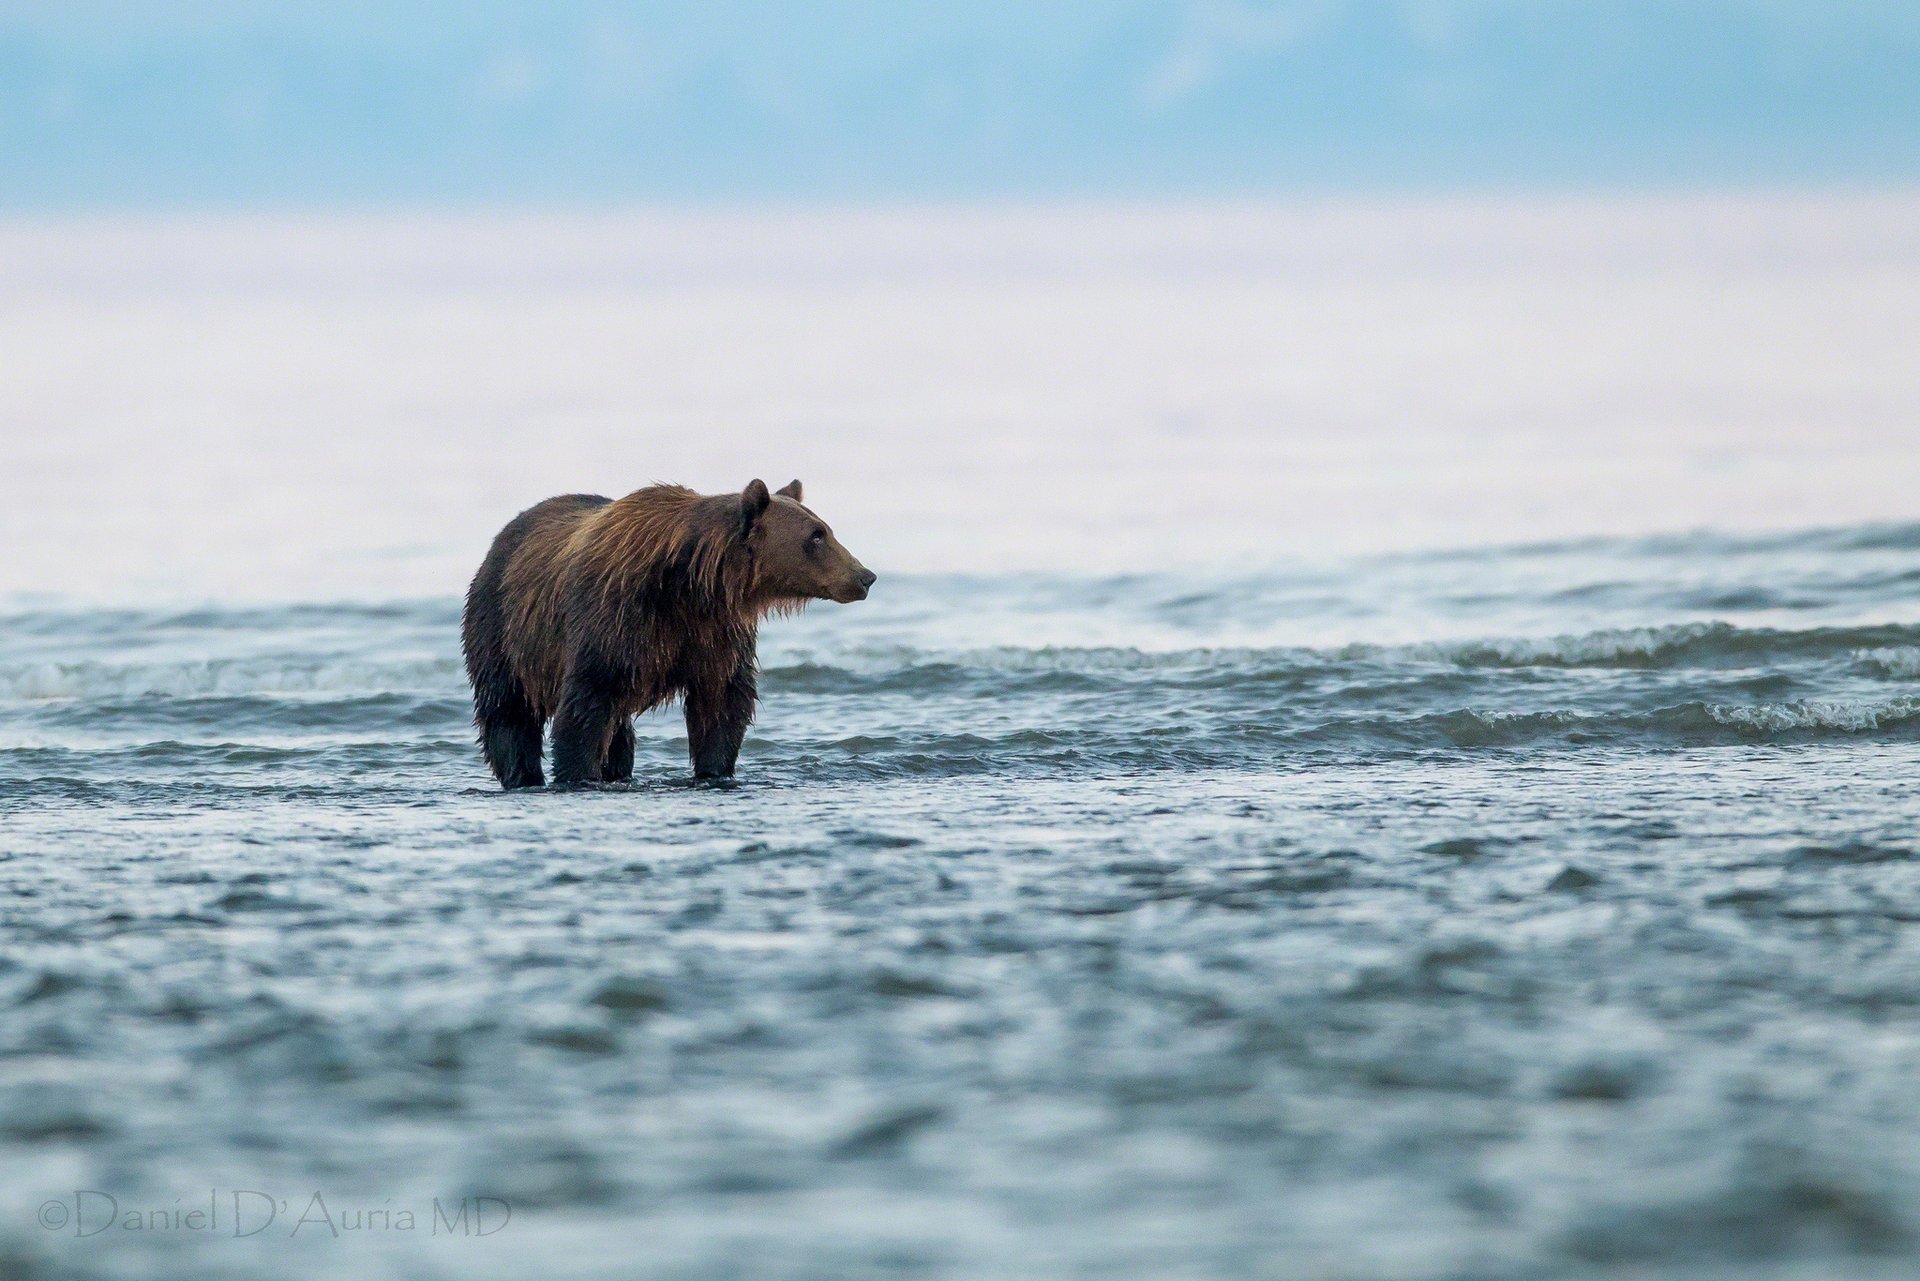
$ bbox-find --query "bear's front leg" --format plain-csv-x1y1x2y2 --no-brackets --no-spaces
685,658,757,780
550,659,627,788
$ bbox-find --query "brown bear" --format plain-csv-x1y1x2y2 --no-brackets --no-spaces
461,479,874,789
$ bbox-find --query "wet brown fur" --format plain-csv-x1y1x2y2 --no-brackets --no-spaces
462,479,872,789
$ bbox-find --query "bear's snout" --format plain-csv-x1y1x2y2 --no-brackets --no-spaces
841,568,877,602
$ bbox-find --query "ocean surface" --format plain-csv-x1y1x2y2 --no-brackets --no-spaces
4,522,1920,1280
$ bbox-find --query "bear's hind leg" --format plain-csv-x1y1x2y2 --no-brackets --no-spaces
603,720,636,784
479,701,545,790
550,659,627,788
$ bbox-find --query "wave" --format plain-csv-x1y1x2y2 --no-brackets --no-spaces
0,657,463,701
20,692,472,734
1398,520,1920,561
1858,647,1920,679
656,696,1920,777
1366,622,1920,671
760,698,1920,778
0,600,459,637
1696,698,1920,735
0,739,477,779
1281,697,1920,754
12,698,1911,792
4,621,1915,712
765,622,1920,690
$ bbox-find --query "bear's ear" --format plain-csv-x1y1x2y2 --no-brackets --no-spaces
776,479,803,501
740,479,772,533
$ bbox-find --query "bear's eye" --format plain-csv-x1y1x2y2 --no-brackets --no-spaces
806,530,826,553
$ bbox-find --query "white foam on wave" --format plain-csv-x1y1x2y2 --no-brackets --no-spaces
1857,647,1920,679
1706,698,1920,734
1378,623,1734,668
777,619,1915,678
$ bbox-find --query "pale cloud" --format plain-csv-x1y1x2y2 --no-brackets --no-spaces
1140,1,1339,110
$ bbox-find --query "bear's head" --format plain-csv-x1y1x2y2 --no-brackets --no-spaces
740,479,876,607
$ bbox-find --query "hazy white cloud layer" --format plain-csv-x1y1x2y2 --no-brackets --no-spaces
1,193,1914,603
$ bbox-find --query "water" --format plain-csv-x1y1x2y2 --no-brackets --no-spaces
4,520,1920,1280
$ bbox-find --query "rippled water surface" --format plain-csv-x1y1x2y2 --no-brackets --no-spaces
5,524,1920,1280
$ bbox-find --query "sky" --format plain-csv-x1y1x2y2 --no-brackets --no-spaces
2,1,1919,208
